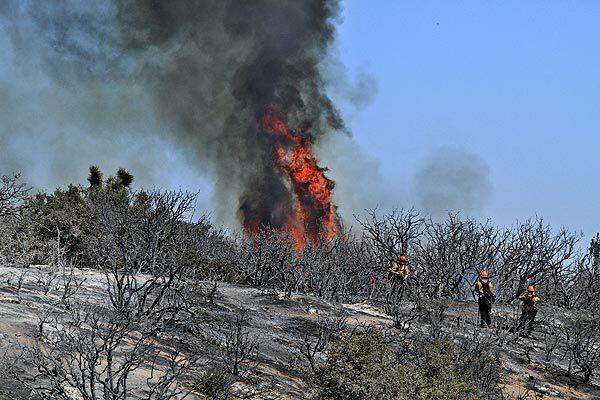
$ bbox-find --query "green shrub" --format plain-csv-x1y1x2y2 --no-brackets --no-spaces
313,331,479,400
20,185,90,264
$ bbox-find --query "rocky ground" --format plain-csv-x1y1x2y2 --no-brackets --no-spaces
0,264,598,399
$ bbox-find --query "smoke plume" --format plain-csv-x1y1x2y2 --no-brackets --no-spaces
412,146,493,218
0,0,345,231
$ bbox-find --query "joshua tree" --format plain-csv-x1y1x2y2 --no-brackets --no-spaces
117,167,135,188
87,165,103,188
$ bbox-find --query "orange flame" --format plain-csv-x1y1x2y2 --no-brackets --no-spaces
245,107,337,249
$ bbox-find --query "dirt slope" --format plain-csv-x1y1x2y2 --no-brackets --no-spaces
0,265,598,399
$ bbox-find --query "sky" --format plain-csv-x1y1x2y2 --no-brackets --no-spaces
332,1,600,237
0,1,598,239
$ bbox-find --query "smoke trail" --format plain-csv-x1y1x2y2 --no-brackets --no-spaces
0,0,345,231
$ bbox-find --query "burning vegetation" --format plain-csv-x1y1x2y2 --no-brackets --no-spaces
115,0,345,246
243,108,337,249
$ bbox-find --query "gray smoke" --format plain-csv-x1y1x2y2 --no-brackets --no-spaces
412,146,493,218
0,1,194,191
0,0,345,230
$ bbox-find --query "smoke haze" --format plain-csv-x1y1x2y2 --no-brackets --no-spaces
0,1,191,191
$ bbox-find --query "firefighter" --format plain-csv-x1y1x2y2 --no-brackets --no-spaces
387,255,410,303
517,285,540,335
389,255,410,285
474,270,495,328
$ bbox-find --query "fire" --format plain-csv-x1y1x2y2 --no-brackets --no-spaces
244,107,337,249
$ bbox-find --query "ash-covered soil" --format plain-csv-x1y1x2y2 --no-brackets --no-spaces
0,265,598,399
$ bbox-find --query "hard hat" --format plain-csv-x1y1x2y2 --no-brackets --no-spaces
527,285,535,293
399,255,408,263
479,270,489,279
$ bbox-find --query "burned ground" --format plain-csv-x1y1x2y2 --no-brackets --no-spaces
0,265,598,399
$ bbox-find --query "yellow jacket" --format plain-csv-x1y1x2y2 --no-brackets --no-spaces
390,262,409,280
474,279,493,297
519,292,540,310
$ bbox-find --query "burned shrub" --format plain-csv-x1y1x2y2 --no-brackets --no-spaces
562,315,600,383
0,173,29,217
357,207,426,267
565,253,600,311
235,228,297,291
296,307,348,373
6,282,200,399
299,231,379,302
220,308,260,378
496,217,580,302
413,213,504,300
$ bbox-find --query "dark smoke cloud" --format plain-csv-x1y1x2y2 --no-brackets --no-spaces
116,0,345,229
0,0,346,229
412,146,493,218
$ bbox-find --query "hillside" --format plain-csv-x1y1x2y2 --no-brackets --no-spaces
0,265,598,399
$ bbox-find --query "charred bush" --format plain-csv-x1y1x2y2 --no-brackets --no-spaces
562,314,600,383
219,308,260,378
496,217,580,302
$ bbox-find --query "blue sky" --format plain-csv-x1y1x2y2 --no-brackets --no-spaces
333,1,600,237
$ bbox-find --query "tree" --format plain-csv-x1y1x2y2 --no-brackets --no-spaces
563,315,600,383
414,213,504,300
0,173,29,217
117,167,134,188
21,185,90,264
87,165,103,188
497,217,580,300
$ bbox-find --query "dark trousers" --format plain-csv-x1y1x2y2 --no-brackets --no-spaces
387,273,407,303
518,308,537,334
478,297,492,328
